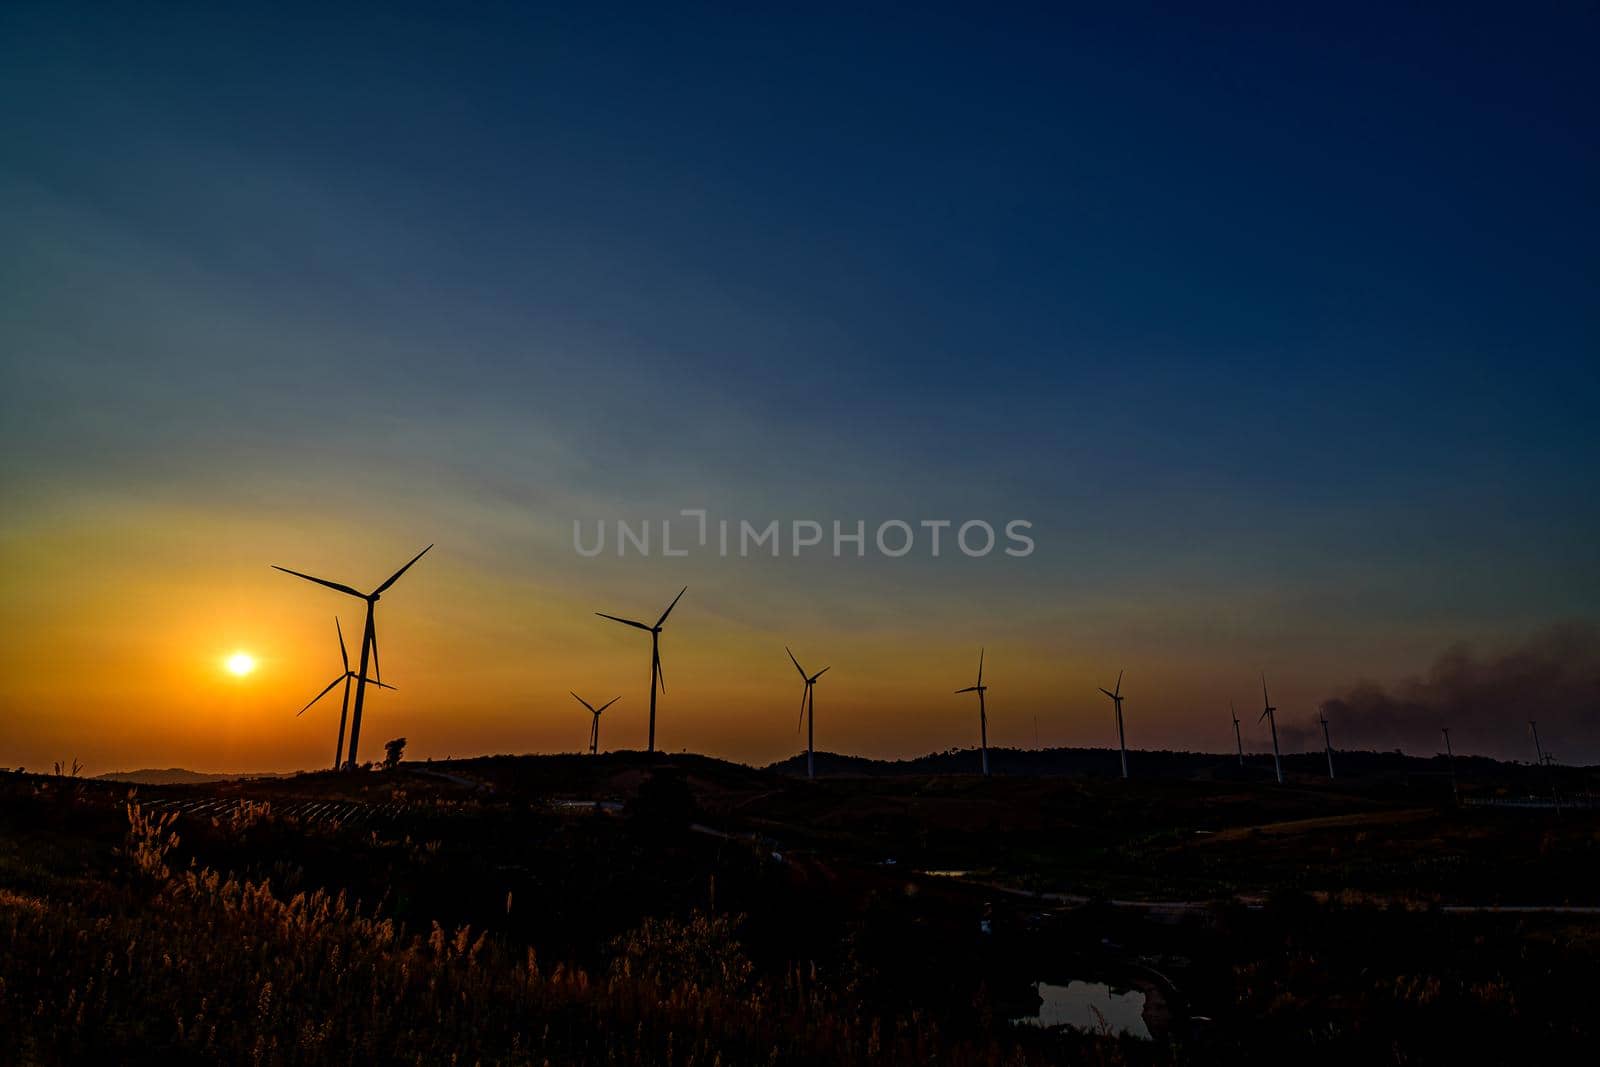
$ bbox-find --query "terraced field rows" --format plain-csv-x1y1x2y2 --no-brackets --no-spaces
138,795,411,828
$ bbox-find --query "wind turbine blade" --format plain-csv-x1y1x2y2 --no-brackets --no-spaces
298,674,346,716
272,566,363,599
1099,688,1116,699
1259,708,1270,723
812,666,830,680
569,691,597,713
786,646,807,680
596,612,652,631
956,686,978,694
335,617,349,672
654,647,665,693
374,544,433,595
1261,673,1270,708
369,618,381,685
977,647,984,686
597,697,621,713
367,677,396,691
655,585,688,627
1114,669,1123,698
798,685,809,730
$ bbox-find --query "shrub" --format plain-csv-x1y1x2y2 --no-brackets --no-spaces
608,910,754,996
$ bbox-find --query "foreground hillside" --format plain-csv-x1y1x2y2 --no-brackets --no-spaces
3,755,1598,1064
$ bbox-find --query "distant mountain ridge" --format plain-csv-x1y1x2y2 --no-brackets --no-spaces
761,746,1538,780
95,768,283,785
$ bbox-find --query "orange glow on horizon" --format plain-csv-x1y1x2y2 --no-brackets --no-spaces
0,503,1442,775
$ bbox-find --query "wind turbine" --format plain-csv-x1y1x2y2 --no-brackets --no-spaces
954,648,990,777
570,692,620,756
1259,673,1283,784
273,544,432,768
1529,721,1560,810
786,647,830,779
1540,751,1562,811
1098,671,1128,779
1442,727,1458,804
595,586,686,754
1319,710,1335,780
296,617,394,770
1230,701,1244,766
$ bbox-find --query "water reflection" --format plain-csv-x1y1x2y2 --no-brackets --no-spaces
1013,979,1151,1039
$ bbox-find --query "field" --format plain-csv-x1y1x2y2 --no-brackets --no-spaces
3,751,1598,1064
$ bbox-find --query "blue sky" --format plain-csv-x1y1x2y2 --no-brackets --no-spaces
2,2,1596,768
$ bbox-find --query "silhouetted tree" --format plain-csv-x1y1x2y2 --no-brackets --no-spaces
383,738,406,768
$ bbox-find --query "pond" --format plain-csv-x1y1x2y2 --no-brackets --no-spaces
1012,979,1152,1040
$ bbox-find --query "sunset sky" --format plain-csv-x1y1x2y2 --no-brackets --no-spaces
3,3,1596,772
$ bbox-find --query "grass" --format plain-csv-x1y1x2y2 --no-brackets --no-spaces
3,756,1598,1064
0,781,1110,1065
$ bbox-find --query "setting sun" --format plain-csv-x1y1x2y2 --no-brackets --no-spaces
224,651,257,677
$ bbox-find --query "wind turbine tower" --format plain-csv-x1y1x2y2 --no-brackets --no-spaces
274,544,432,768
1319,711,1335,780
955,649,990,777
596,586,686,754
296,617,393,770
1530,721,1561,811
1442,727,1458,804
570,692,619,755
1098,671,1128,779
1259,673,1283,784
786,648,830,779
1231,701,1244,766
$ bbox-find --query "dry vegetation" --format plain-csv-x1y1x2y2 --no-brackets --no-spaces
1,785,1125,1066
3,756,1598,1065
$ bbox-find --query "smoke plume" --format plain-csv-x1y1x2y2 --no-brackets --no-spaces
1294,622,1600,763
